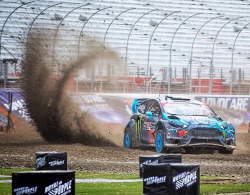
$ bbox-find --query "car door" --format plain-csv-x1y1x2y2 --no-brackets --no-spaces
134,101,148,144
141,100,161,144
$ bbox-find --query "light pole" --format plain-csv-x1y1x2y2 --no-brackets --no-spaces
169,13,201,94
52,3,89,72
147,11,180,94
211,16,243,95
27,3,62,39
230,22,250,95
0,1,34,61
189,15,223,94
124,9,158,93
76,6,111,93
102,8,135,93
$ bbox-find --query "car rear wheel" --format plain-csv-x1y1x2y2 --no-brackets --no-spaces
155,130,164,153
124,128,132,149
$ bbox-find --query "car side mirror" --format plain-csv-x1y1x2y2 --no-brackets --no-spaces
145,111,153,119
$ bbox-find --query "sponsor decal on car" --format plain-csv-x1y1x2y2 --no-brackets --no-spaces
136,115,143,140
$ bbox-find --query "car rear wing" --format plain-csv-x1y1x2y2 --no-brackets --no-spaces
132,98,149,114
165,96,190,101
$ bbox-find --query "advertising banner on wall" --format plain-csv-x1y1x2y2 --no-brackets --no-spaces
1,91,249,130
71,94,131,124
0,89,29,120
194,96,250,112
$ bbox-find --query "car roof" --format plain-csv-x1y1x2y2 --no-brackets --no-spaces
134,96,203,105
161,96,203,104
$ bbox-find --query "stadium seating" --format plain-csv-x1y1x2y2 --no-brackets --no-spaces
0,0,250,93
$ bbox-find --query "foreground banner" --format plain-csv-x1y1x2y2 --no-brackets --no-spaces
36,152,67,171
139,154,182,178
12,171,75,195
143,163,200,195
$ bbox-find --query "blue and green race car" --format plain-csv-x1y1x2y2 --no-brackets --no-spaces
123,96,236,154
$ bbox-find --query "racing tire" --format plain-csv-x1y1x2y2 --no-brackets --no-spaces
124,128,133,149
155,130,165,153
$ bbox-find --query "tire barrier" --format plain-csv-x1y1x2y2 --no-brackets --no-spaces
12,170,75,195
139,154,182,178
36,151,67,170
143,163,200,195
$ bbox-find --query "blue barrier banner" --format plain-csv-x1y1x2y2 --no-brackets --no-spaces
0,89,29,120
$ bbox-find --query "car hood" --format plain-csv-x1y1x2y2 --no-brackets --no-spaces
176,115,220,126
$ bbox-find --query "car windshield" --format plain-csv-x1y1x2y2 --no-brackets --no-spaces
162,102,216,116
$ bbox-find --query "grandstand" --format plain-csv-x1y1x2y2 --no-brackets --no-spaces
0,0,250,94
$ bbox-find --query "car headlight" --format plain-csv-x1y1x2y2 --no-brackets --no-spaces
220,122,228,130
183,124,188,128
169,120,188,129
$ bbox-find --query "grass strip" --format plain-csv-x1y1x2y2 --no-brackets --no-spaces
76,183,250,195
0,168,249,194
1,181,250,194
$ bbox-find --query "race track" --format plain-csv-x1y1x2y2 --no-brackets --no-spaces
0,123,249,183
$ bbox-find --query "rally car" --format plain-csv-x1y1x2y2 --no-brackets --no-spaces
123,96,236,154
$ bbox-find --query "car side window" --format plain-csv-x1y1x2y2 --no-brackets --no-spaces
146,101,161,116
138,102,147,114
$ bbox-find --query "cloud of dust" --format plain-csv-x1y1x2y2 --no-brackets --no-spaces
21,30,122,146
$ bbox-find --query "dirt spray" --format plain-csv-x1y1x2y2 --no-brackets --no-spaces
21,30,122,146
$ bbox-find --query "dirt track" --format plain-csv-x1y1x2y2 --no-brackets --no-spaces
0,123,249,183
